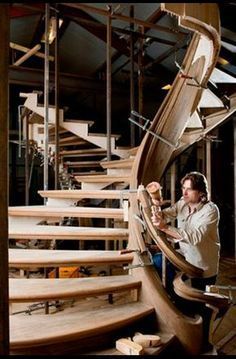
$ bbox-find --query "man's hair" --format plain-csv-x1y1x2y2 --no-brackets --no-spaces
180,171,209,203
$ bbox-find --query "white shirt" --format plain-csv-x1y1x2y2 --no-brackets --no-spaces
162,198,220,277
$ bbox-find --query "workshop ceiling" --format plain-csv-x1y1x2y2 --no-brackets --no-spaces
9,3,236,132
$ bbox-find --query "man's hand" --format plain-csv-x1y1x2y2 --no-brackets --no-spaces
151,206,167,230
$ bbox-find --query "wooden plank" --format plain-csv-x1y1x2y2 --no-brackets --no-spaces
9,225,129,241
9,275,141,302
100,158,134,169
8,249,134,268
60,148,107,157
88,132,120,139
38,189,130,200
215,329,236,352
64,161,101,168
74,175,130,183
10,302,154,350
9,206,124,219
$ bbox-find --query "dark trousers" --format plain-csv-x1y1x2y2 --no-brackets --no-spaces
191,275,217,290
152,252,177,298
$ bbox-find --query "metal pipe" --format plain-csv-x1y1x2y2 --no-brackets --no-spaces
54,5,59,189
138,25,144,142
44,3,50,202
106,6,112,161
25,113,29,205
17,105,24,158
130,5,135,148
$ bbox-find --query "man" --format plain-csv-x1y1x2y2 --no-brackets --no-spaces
150,171,220,290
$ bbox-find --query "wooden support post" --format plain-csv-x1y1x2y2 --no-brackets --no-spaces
0,4,9,355
234,116,236,261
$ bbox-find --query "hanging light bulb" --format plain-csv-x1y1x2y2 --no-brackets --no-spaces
41,17,63,44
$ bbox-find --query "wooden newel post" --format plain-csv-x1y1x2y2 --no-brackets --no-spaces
0,3,10,355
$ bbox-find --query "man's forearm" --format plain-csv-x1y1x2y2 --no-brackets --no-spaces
159,225,182,240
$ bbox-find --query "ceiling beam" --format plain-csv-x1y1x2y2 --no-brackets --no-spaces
9,65,129,95
10,42,54,61
61,3,186,37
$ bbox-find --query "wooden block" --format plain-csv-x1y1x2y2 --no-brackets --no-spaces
116,338,144,355
132,333,162,347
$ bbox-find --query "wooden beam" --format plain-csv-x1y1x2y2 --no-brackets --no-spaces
10,42,54,61
62,3,186,37
0,4,9,355
13,43,41,66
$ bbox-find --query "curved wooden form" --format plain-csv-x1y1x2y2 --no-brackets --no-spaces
128,3,222,355
173,272,230,309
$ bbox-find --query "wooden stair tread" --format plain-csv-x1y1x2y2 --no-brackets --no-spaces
64,118,94,126
89,132,120,139
9,249,134,268
9,275,141,302
64,161,101,168
49,126,68,135
60,148,107,157
9,206,124,219
9,224,129,240
74,174,130,183
10,302,154,349
38,189,130,200
100,158,134,169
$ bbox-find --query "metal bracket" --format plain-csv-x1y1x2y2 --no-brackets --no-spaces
175,60,207,89
123,248,153,270
129,111,178,149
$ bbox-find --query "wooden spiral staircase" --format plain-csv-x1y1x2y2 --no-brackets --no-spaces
8,3,236,356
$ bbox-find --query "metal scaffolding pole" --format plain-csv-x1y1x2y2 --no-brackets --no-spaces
106,6,112,162
138,25,144,142
130,5,135,148
25,113,29,205
44,3,50,199
0,4,9,355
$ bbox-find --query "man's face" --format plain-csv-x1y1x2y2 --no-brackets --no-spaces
181,179,201,205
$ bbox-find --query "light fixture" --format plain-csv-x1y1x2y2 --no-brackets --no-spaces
41,17,63,45
217,57,229,66
161,84,172,90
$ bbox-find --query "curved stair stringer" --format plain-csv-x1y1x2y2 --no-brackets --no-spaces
128,193,203,356
127,3,221,356
131,4,221,186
